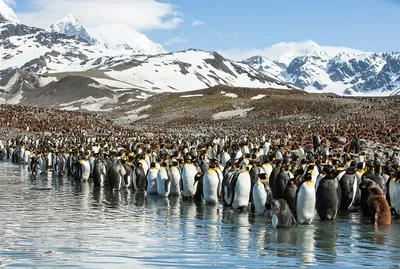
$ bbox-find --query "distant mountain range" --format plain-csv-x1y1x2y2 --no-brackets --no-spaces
1,0,399,115
242,40,400,96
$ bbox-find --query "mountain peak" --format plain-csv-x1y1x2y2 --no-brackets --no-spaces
62,13,80,25
0,0,20,24
49,13,96,44
87,24,167,55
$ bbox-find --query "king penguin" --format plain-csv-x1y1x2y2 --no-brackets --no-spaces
181,156,198,199
231,165,252,210
203,162,221,204
316,169,342,220
170,159,181,196
266,199,296,229
146,162,159,195
296,169,316,224
251,173,273,215
157,162,171,197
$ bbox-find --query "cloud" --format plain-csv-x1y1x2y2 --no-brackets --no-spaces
16,0,183,30
4,0,16,6
215,32,239,39
164,37,189,46
191,20,205,26
217,48,265,61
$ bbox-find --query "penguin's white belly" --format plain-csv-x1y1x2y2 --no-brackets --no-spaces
311,166,319,183
24,152,30,165
146,169,159,194
355,172,363,201
233,174,251,209
235,151,243,160
81,161,91,181
253,183,267,215
388,179,396,209
393,181,400,215
296,183,316,224
221,153,230,167
272,214,278,229
203,170,219,204
170,168,181,195
157,168,169,197
262,165,273,178
182,165,197,197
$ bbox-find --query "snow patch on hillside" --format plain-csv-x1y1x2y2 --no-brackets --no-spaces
213,107,253,120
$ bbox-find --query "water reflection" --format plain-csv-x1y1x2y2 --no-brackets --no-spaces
1,161,400,268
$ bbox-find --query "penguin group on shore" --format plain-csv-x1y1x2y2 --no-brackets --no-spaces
1,132,399,229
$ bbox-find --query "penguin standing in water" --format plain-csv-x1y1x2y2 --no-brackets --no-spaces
107,161,126,191
203,162,221,204
231,165,252,210
274,164,291,200
265,199,296,229
269,159,282,198
296,169,316,224
53,152,66,177
359,179,379,216
121,161,133,189
157,162,171,197
78,155,91,182
251,173,273,215
339,162,357,210
316,170,342,220
193,172,204,202
134,161,147,193
283,178,297,217
93,159,107,187
146,162,159,195
30,156,40,176
368,186,391,226
222,163,239,206
249,161,261,202
181,157,198,199
170,159,181,196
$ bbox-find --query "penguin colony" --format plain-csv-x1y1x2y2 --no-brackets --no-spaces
1,133,398,229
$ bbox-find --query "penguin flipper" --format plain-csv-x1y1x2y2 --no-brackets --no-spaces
292,213,298,226
230,173,238,206
348,176,358,210
165,178,171,194
217,179,222,200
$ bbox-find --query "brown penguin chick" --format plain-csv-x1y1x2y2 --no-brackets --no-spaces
367,186,391,226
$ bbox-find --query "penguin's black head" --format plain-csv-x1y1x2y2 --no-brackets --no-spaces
259,173,268,180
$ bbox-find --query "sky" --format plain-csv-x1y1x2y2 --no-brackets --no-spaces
4,0,400,60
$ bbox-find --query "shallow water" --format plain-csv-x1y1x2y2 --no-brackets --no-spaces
0,161,400,268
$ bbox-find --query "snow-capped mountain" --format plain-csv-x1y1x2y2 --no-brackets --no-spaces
0,50,296,111
0,0,19,24
87,24,166,55
243,40,400,96
49,13,96,44
252,40,366,67
49,13,166,55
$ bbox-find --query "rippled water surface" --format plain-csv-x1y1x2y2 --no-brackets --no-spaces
1,161,400,268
